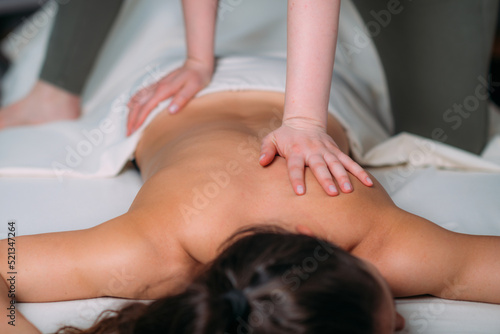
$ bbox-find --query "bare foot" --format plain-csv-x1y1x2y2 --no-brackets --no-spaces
0,80,81,130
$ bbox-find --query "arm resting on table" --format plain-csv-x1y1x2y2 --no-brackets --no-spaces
359,207,500,304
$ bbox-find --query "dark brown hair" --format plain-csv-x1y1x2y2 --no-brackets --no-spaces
56,226,384,334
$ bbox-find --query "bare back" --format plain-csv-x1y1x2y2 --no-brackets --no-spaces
5,91,497,307
133,91,394,264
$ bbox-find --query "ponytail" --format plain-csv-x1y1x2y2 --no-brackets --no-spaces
56,227,384,334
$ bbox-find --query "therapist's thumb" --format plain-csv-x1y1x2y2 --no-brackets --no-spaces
259,135,278,166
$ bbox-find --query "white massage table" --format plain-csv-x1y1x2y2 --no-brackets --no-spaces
1,1,500,333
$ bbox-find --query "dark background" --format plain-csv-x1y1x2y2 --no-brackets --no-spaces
0,0,48,78
1,0,500,106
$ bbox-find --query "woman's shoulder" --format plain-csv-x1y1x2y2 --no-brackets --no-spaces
90,211,201,299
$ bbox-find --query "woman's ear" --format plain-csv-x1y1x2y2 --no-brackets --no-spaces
295,224,315,237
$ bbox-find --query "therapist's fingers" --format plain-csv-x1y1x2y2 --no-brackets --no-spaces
259,135,278,166
336,152,373,187
167,76,205,115
128,88,151,110
308,154,338,196
140,84,178,116
128,79,182,136
127,68,177,115
126,68,181,135
287,155,306,195
324,152,352,193
137,79,182,119
127,84,159,136
128,79,161,109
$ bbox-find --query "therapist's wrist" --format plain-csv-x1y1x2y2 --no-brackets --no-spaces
282,115,327,132
283,98,329,126
181,56,215,89
185,55,214,74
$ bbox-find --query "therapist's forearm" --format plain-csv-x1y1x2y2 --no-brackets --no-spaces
284,0,341,127
182,0,218,71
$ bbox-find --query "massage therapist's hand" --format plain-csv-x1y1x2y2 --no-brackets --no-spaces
126,58,214,136
259,118,373,196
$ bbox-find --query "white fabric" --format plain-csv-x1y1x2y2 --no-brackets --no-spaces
2,0,500,178
1,1,500,333
1,166,500,334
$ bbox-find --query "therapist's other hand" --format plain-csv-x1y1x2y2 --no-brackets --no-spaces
126,58,214,136
259,117,373,196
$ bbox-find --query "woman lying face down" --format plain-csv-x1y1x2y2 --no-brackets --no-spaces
1,91,499,334
56,228,404,334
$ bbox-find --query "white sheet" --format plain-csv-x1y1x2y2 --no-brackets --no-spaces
1,1,500,333
3,0,499,178
1,166,499,333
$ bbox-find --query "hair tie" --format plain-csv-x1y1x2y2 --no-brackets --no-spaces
222,289,249,319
